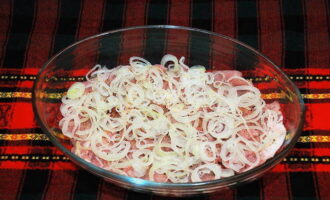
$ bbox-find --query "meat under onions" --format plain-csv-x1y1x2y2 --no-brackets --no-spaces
59,54,286,183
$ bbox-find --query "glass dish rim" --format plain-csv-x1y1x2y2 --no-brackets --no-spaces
32,25,305,189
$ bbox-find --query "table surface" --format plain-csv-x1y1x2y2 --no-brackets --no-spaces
0,0,329,199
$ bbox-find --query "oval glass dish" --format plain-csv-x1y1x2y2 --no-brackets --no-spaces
32,25,305,196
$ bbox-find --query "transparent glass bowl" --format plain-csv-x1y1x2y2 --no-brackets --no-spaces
32,25,305,196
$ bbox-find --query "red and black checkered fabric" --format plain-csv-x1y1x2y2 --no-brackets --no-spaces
0,0,329,199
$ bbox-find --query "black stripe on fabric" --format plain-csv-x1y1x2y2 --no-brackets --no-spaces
281,0,305,69
0,87,32,92
293,98,330,104
233,43,259,71
191,0,212,31
0,98,31,103
3,0,35,68
189,0,213,68
301,130,330,136
233,0,259,71
289,172,318,200
18,170,50,200
296,88,328,94
0,128,43,133
326,0,330,38
236,0,258,50
0,86,63,94
52,0,82,54
102,0,125,31
235,180,261,200
0,1,13,68
0,140,53,147
179,196,207,200
38,88,66,93
293,142,314,149
188,31,212,69
73,170,101,200
97,32,122,67
97,0,125,67
126,193,207,200
143,0,169,64
126,191,151,200
30,139,54,147
146,0,169,25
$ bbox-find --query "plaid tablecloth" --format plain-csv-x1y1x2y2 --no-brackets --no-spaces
0,0,329,199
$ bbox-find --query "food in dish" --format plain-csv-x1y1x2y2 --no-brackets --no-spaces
59,55,286,183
